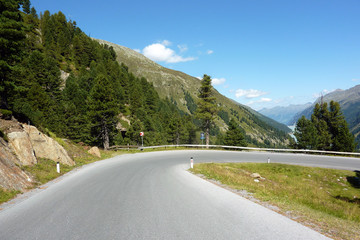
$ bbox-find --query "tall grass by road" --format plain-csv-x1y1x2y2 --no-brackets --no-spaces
190,163,360,240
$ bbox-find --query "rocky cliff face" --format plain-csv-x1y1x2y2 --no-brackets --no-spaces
0,138,34,190
8,131,37,166
23,125,75,166
0,118,75,191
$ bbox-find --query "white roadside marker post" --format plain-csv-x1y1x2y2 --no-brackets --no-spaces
267,157,270,164
56,162,60,173
190,157,194,169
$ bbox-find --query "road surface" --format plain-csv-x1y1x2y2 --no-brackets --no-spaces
1,150,359,239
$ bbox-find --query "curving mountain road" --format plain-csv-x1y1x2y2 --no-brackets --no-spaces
1,150,359,240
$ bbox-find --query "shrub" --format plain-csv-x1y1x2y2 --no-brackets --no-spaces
0,109,12,120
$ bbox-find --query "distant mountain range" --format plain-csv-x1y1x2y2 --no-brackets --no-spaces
259,103,312,126
95,39,291,146
260,84,360,144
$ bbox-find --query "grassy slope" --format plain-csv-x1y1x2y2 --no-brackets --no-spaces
95,39,291,146
191,162,360,240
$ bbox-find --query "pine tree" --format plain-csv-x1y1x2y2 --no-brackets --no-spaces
224,118,247,146
88,74,120,149
0,0,26,108
294,116,318,149
294,101,356,152
125,119,143,145
195,74,217,147
30,7,37,19
22,0,30,14
311,103,331,150
328,101,355,152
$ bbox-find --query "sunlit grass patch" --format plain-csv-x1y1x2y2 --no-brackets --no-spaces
190,163,360,240
0,188,20,205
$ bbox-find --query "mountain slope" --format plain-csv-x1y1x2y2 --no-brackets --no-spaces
289,85,360,143
96,39,291,147
259,103,312,125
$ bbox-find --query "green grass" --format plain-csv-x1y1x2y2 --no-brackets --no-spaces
190,163,360,240
22,158,74,185
22,148,125,186
0,188,20,205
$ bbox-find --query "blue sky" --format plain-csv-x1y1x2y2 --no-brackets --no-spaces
32,0,360,110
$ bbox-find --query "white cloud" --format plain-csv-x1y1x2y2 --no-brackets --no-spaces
161,40,171,46
134,49,141,53
235,89,267,99
177,44,188,53
212,78,226,85
142,41,195,63
352,78,360,82
196,76,202,80
247,97,272,106
259,97,272,102
207,50,214,55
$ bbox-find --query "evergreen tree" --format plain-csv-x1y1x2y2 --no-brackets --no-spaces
0,0,26,108
62,75,91,143
328,101,355,152
22,0,30,14
311,103,331,150
195,74,217,147
88,74,120,149
30,7,37,19
294,101,356,152
224,118,247,146
125,119,143,145
294,116,317,149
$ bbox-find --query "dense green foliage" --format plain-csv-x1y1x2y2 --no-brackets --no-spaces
0,0,26,108
0,1,197,147
224,118,247,146
294,101,356,152
195,74,218,146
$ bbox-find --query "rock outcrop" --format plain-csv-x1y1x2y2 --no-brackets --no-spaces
0,118,75,190
88,146,101,158
0,138,34,190
23,125,75,166
8,131,37,166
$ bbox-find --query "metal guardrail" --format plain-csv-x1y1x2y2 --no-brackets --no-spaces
140,144,360,157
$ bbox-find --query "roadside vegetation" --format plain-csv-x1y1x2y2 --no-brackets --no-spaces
0,189,21,205
0,142,124,204
21,148,123,186
190,162,360,240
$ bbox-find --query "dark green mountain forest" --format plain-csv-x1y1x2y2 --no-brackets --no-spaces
0,0,196,148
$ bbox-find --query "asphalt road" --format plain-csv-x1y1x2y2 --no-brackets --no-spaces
1,150,359,240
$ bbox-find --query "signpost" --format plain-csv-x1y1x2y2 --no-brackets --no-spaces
140,132,144,147
200,132,205,146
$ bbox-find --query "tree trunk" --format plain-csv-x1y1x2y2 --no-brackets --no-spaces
102,120,110,150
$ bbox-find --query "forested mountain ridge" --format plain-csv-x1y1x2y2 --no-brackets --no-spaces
95,39,291,147
289,85,360,144
1,1,290,149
